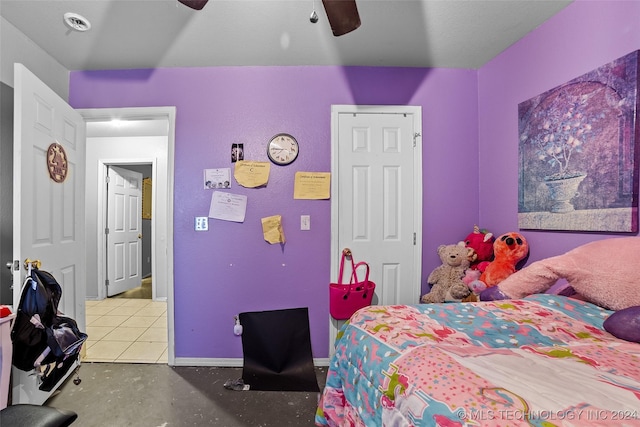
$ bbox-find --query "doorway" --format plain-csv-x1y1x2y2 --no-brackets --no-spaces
106,164,149,298
329,105,423,354
80,107,176,365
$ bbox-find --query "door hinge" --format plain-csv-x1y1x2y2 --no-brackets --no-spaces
413,132,421,147
413,232,416,245
105,227,109,235
105,279,109,288
105,175,110,184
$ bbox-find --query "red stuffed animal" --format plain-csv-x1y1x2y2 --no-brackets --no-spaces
462,225,494,271
479,231,529,288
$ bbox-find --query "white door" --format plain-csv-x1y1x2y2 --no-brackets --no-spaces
12,63,86,320
330,105,422,350
12,64,86,404
106,166,143,297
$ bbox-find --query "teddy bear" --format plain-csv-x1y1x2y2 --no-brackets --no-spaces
420,243,472,304
479,237,640,343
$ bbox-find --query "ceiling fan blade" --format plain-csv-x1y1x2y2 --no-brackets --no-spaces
322,0,361,37
178,0,209,10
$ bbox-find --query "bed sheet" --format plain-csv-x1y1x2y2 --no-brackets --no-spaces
316,295,640,426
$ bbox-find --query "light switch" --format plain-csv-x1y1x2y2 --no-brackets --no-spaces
195,217,208,231
301,215,310,230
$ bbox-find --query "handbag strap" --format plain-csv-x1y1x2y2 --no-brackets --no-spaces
349,261,370,285
338,248,355,284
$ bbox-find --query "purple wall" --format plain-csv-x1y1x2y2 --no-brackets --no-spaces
69,0,640,361
70,66,479,359
478,0,640,263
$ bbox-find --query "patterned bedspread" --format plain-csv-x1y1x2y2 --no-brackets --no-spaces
316,295,640,426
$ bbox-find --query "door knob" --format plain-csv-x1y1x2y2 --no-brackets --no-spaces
6,260,18,271
138,234,142,239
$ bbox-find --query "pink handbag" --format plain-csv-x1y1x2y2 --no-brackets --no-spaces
329,249,376,320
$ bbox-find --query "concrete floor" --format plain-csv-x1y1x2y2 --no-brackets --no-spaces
46,363,327,427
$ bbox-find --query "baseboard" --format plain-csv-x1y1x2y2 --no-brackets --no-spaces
172,357,330,367
314,358,330,366
173,358,243,367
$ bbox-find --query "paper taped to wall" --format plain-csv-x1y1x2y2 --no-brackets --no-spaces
208,191,247,222
234,161,270,188
261,215,285,244
293,172,330,199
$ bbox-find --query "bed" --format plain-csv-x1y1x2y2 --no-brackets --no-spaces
315,294,640,426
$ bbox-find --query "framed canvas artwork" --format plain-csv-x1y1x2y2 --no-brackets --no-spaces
518,50,640,232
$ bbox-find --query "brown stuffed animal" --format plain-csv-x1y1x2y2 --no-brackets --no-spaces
421,243,473,303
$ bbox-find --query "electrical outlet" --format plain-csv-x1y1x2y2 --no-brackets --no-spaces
195,217,208,231
301,215,310,230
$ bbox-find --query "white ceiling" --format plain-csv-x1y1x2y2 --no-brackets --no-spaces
1,0,572,71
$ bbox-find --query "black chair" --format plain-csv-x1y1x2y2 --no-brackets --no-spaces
0,404,77,427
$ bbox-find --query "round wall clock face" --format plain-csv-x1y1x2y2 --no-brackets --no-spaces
267,133,299,165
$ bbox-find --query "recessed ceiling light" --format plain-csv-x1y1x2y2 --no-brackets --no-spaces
63,12,91,32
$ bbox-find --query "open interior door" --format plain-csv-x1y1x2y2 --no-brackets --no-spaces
12,63,86,404
106,165,143,297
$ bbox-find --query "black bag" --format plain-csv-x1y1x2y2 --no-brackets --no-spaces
46,315,87,360
11,272,52,371
11,268,87,384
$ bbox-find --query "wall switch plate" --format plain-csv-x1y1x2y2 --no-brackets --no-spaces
195,217,208,231
301,215,310,230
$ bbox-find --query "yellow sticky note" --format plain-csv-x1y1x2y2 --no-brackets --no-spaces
293,172,331,199
261,215,285,244
234,161,270,188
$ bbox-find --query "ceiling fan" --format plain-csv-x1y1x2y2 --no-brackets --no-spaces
177,0,208,10
177,0,360,36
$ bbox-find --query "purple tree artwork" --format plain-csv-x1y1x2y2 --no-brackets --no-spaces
518,50,639,232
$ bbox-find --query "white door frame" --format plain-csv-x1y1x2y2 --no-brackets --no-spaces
329,104,423,355
79,106,176,365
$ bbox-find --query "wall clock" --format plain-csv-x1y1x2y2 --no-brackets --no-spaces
267,133,299,166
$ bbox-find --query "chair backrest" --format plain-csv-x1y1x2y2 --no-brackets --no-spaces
0,404,77,427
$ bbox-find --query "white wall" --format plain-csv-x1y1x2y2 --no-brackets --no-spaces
0,17,69,97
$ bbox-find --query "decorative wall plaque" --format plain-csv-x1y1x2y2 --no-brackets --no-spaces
47,142,68,183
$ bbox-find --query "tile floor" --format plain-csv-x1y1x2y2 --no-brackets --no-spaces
84,298,168,363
